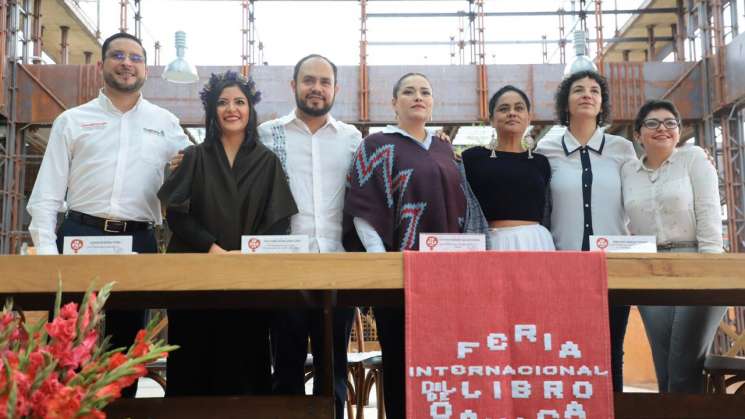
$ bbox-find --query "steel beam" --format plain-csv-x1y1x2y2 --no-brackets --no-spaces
367,37,675,46
11,61,699,128
366,9,679,18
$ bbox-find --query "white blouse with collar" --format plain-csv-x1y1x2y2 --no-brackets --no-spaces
621,145,723,253
536,127,637,251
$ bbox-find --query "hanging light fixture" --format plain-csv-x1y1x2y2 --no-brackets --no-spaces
563,30,597,76
162,31,199,83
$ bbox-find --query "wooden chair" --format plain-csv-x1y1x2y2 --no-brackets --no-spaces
302,307,379,418
705,307,745,394
354,309,384,419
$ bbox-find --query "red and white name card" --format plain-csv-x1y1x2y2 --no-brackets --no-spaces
62,236,133,255
418,233,486,252
240,235,310,254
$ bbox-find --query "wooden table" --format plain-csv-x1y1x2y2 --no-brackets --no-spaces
2,253,745,418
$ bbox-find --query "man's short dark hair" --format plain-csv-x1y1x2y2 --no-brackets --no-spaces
292,54,337,85
554,70,611,127
102,32,147,63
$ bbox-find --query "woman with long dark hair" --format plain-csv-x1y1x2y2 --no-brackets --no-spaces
159,71,297,396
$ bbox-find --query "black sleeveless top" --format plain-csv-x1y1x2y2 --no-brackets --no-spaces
462,146,550,223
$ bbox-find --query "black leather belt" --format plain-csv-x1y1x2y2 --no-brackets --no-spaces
67,210,152,234
657,241,698,250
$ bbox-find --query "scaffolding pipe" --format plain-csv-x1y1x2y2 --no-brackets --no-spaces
712,0,741,251
96,0,101,39
595,0,604,74
119,0,128,33
367,36,675,46
1,1,19,254
60,26,69,65
474,0,487,122
0,0,6,112
559,8,566,64
468,0,476,65
359,0,369,122
31,0,41,64
676,0,687,61
647,25,656,61
241,0,256,76
366,8,679,18
134,0,142,39
458,12,465,64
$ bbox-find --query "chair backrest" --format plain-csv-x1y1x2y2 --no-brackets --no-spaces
348,307,382,353
713,307,745,356
347,307,363,353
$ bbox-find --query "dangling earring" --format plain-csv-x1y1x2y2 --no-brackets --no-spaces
521,134,535,159
489,129,498,158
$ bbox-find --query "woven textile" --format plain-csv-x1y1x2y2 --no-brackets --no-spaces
405,251,614,418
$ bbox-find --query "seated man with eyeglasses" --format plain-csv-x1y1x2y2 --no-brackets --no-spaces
27,32,189,397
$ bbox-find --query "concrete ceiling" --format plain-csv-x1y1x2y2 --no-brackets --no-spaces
40,0,101,64
604,0,681,62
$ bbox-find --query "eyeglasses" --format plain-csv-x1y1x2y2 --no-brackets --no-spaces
642,118,680,130
106,51,145,64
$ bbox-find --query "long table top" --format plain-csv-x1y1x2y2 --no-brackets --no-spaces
1,252,743,290
1,253,744,307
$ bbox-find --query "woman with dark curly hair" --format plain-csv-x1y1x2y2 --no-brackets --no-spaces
535,70,637,391
158,71,297,396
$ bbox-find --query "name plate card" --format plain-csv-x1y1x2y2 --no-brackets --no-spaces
418,233,486,252
241,235,310,254
589,235,657,253
62,236,133,255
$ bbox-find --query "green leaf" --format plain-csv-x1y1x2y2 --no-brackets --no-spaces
7,379,17,419
74,281,96,346
53,275,63,319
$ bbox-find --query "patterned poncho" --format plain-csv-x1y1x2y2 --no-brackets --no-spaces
343,131,467,251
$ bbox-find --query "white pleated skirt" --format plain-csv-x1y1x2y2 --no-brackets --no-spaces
488,224,555,251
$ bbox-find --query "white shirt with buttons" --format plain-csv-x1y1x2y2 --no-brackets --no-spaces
536,127,637,251
27,90,190,255
622,145,723,253
258,111,362,253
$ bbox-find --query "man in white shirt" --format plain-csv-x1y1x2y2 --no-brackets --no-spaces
27,32,189,396
258,54,362,419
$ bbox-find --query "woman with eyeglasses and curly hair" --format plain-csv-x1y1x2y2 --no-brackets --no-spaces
622,99,725,393
158,71,297,396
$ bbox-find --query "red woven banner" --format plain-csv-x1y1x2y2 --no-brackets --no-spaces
405,251,613,419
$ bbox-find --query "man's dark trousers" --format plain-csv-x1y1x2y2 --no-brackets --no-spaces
272,308,354,419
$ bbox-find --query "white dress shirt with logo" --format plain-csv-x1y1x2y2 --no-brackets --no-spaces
258,110,362,253
621,145,723,253
27,90,190,255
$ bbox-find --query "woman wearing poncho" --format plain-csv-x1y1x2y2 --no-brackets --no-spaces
343,73,467,418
